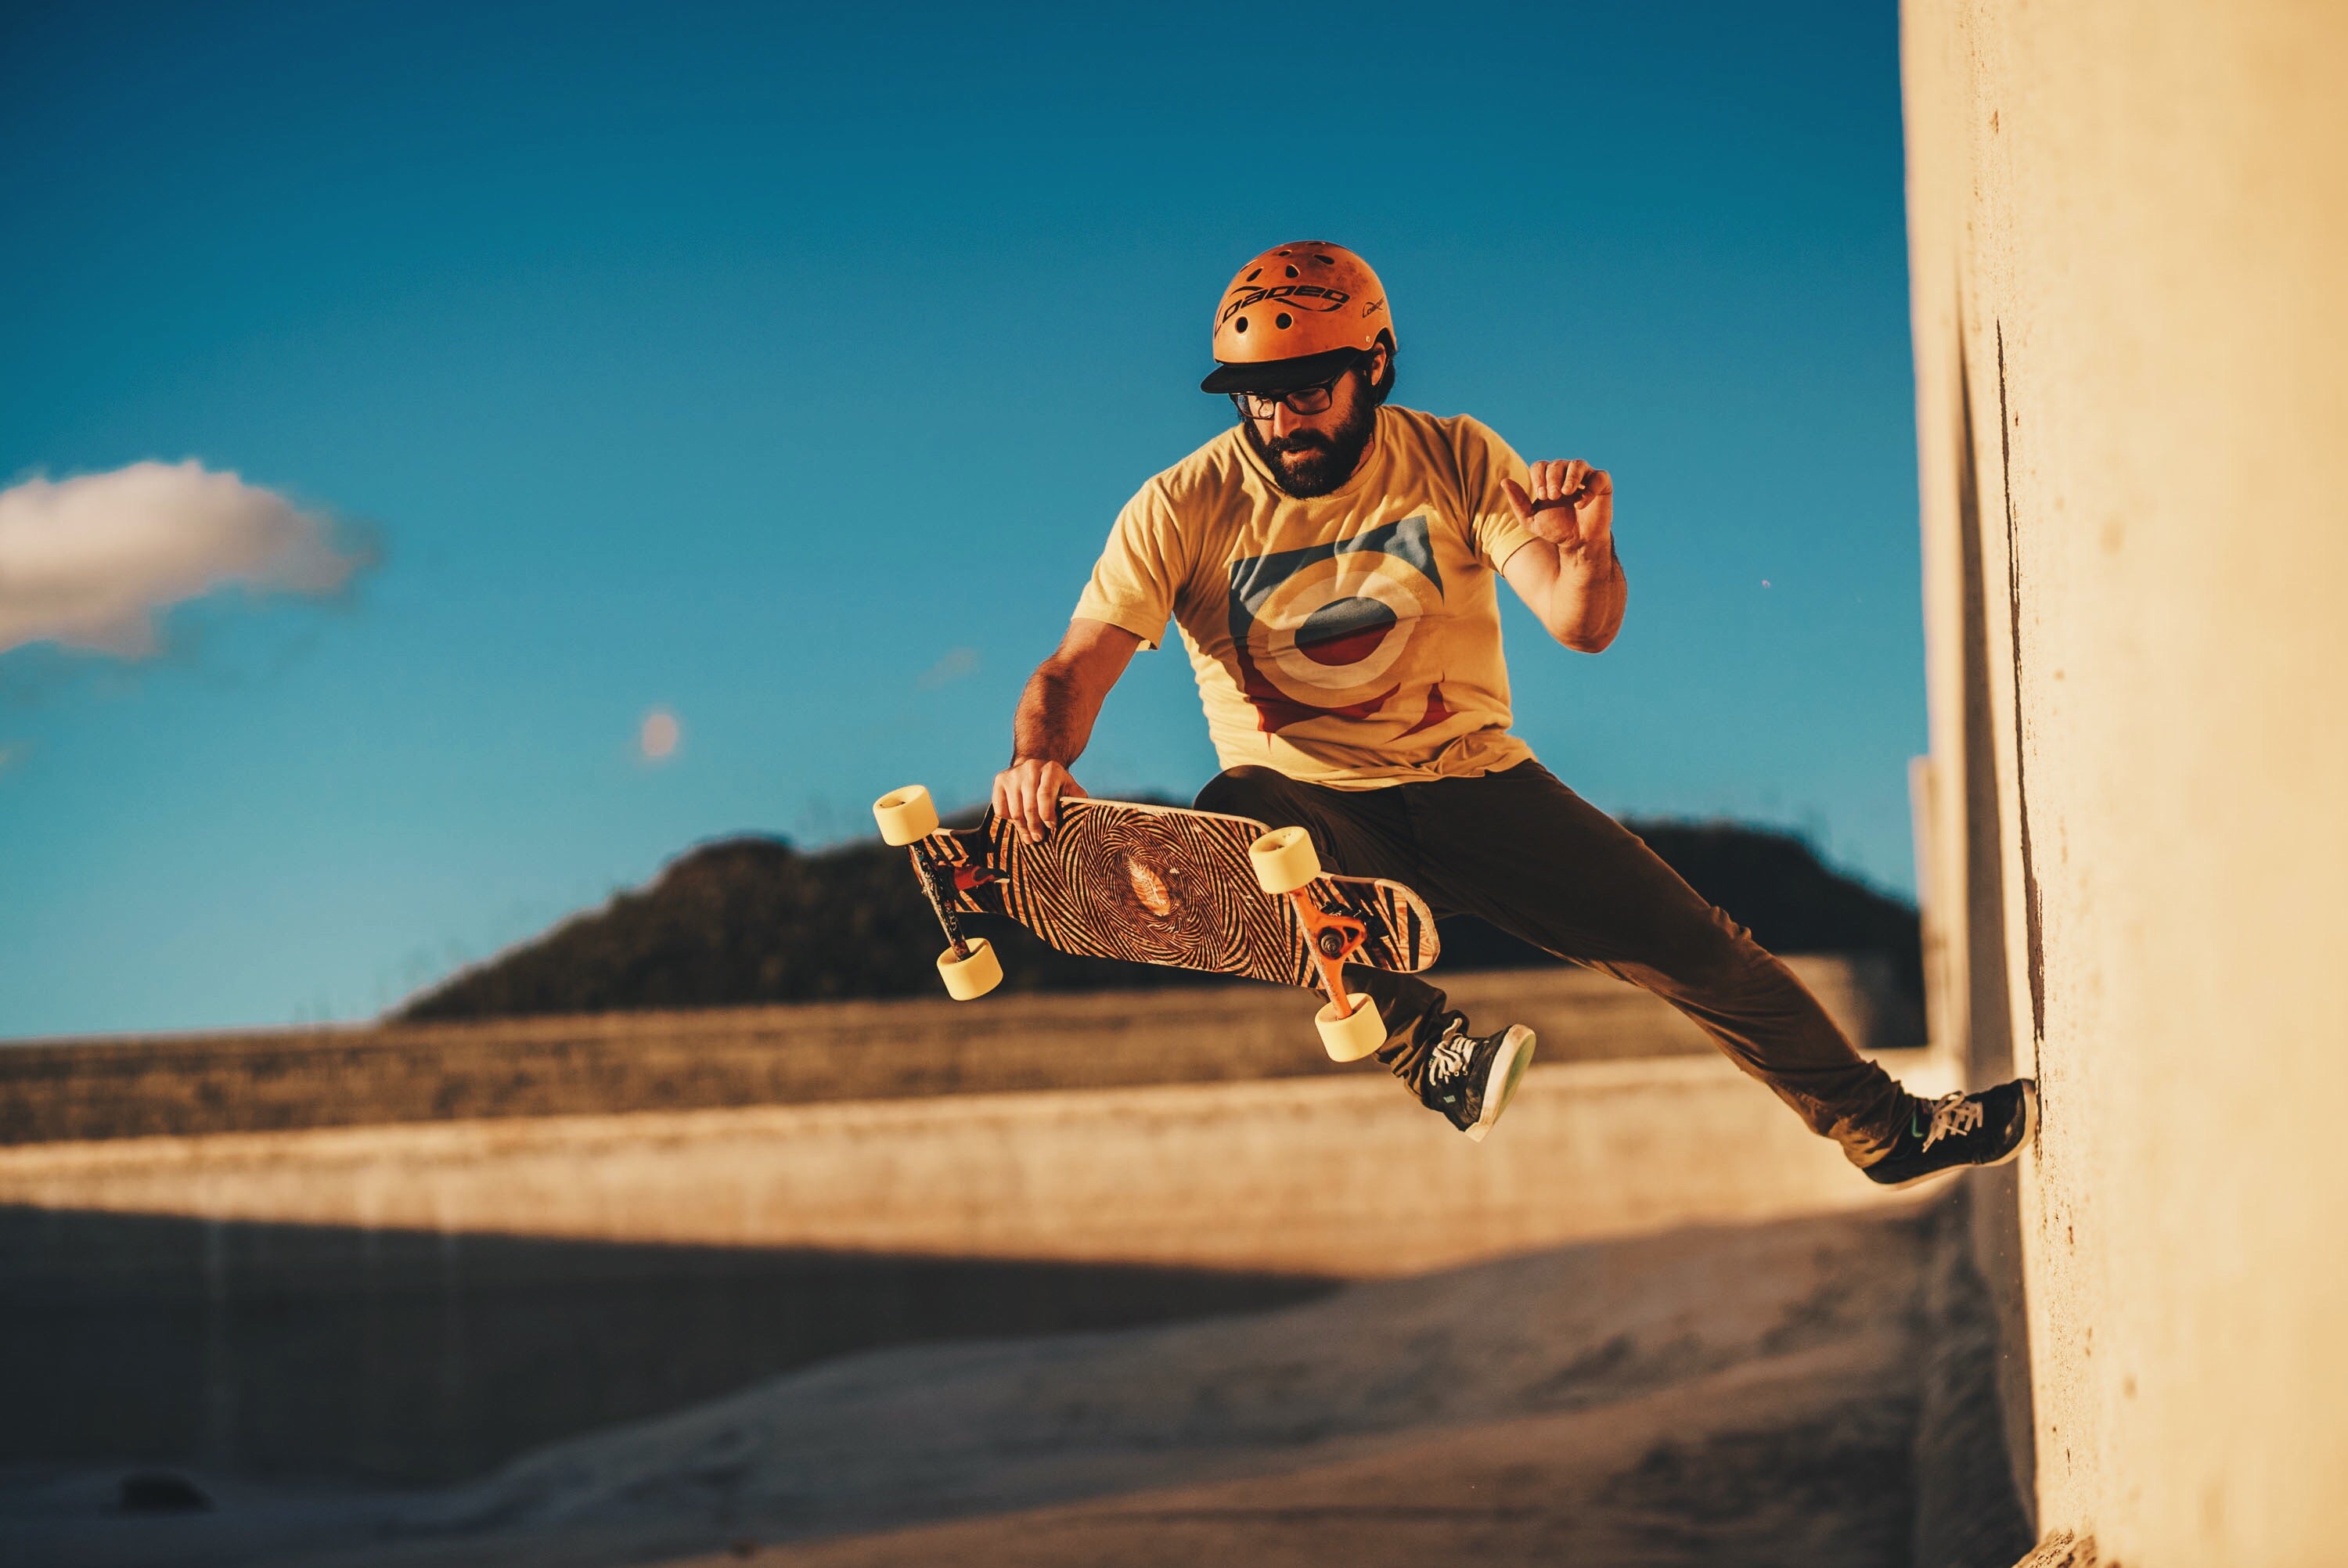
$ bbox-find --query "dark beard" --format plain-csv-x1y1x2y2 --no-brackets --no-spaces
1240,394,1377,498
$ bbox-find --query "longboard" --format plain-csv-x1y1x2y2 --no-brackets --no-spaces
873,789,1439,1060
933,797,1437,987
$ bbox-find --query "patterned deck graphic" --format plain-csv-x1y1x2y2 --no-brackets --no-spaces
931,798,1436,989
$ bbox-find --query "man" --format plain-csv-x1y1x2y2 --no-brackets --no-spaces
991,240,2034,1185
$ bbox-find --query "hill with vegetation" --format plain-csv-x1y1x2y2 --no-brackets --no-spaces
400,811,1921,1021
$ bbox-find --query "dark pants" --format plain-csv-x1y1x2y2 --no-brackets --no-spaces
1194,761,1912,1166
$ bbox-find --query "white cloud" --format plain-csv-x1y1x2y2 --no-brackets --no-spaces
918,646,980,689
639,708,681,762
0,460,369,657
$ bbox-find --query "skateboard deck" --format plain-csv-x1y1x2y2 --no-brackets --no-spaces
928,797,1438,989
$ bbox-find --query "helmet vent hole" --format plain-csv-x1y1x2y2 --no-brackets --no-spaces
1244,268,1260,282
1284,264,1298,278
1234,317,1249,333
1275,312,1293,329
1313,254,1334,264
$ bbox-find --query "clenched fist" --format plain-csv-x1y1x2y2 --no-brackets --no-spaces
1502,459,1614,564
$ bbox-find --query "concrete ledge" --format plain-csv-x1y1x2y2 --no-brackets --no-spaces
0,1041,1958,1487
0,957,1920,1145
0,1045,1956,1278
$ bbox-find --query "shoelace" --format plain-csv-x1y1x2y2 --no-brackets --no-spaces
1428,1024,1475,1083
1418,1028,1475,1089
1918,1091,1983,1151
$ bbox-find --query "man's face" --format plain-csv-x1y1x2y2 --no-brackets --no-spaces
1235,347,1386,498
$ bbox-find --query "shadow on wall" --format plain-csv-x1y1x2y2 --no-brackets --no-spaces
1953,325,2039,1526
0,1205,1335,1487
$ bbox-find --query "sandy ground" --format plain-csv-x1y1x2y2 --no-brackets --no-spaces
7,1199,1941,1568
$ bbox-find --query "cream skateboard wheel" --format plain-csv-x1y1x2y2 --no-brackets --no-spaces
937,937,1002,1000
1316,993,1384,1061
1249,825,1320,894
874,785,940,845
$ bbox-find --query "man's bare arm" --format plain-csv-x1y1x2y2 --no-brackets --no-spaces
1499,459,1626,653
992,617,1143,843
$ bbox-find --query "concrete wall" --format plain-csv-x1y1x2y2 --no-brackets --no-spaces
0,958,1916,1143
1901,4,2348,1560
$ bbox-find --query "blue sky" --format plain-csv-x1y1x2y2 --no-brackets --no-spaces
0,0,1921,1037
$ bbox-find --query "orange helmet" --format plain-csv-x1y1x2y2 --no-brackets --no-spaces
1199,240,1394,394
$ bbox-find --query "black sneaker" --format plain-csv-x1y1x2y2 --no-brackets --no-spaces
1863,1080,2040,1189
1420,1013,1536,1142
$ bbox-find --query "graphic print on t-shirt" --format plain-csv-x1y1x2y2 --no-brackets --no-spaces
1226,516,1457,736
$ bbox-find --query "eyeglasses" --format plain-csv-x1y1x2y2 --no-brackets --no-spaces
1232,372,1346,419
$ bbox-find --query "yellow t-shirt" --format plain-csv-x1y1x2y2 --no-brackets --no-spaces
1075,405,1543,789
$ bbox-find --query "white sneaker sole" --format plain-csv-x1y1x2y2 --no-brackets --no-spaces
1465,1026,1537,1144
